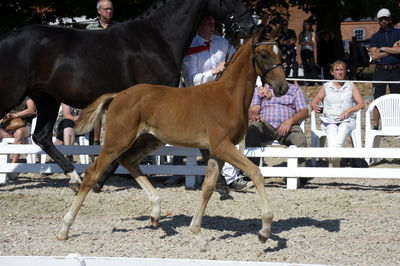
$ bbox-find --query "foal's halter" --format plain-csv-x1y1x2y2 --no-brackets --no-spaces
252,40,283,86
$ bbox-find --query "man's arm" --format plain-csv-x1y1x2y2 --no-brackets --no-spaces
277,108,308,136
248,105,261,121
378,40,400,55
369,41,400,60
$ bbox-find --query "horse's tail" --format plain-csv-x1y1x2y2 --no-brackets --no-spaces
75,93,117,135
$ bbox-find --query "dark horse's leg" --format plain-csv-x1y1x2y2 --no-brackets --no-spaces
31,94,82,192
91,161,119,193
92,134,163,193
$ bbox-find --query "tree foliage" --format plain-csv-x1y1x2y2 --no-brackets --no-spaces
1,0,399,35
0,0,159,34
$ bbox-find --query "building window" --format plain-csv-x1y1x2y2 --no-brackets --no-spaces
353,28,366,41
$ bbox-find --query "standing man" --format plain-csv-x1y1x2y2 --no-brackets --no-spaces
86,0,118,30
181,16,252,191
369,8,400,130
86,0,118,145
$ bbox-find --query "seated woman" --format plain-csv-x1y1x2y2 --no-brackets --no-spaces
54,103,80,161
0,97,37,163
310,60,365,166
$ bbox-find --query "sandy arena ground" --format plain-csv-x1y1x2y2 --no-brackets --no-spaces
1,154,400,266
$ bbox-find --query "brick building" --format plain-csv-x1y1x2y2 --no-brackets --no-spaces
284,6,382,69
341,20,379,42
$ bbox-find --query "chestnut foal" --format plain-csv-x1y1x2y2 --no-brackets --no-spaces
57,27,288,249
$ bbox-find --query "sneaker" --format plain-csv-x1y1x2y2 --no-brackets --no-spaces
7,173,19,180
228,177,254,192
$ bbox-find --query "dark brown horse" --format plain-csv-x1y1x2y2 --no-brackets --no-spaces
57,26,287,249
0,0,255,191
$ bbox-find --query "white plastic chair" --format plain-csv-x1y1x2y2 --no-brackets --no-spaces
365,94,400,164
311,109,362,166
0,116,37,164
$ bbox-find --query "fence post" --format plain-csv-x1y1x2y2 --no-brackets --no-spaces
0,143,9,184
185,155,197,189
286,145,299,189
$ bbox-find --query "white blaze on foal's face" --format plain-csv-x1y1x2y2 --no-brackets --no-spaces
273,44,279,55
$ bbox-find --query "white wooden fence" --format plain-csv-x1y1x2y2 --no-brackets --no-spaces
0,254,322,266
0,144,399,189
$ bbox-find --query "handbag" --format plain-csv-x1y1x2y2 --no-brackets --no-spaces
1,117,26,131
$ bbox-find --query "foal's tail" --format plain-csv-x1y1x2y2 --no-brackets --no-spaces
75,93,117,135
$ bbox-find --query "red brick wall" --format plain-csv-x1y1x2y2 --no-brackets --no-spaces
341,21,380,41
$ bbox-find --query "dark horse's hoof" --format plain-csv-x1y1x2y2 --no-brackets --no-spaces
257,231,268,243
68,183,80,195
92,183,103,193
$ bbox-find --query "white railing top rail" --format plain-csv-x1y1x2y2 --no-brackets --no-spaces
287,77,400,84
1,144,400,159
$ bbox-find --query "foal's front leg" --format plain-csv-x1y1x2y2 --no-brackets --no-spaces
190,156,224,251
213,142,273,243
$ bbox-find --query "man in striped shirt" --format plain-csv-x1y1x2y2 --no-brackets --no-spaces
247,82,308,165
222,82,309,186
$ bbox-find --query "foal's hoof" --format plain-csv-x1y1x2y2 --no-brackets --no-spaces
92,184,103,193
68,182,80,194
257,231,268,243
56,234,68,241
150,217,159,228
198,239,209,252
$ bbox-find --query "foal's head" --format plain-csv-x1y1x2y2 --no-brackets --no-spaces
252,26,288,97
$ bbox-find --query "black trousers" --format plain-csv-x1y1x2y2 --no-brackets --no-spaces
372,67,400,99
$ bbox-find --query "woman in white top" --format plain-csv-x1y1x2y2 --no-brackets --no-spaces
310,60,365,152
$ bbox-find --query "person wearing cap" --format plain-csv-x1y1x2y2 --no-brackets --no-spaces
369,8,400,130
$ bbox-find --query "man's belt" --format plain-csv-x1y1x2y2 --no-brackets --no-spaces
376,63,400,70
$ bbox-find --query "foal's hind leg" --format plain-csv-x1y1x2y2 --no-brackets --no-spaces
57,131,139,239
57,153,120,240
189,156,224,251
211,141,273,243
118,135,164,227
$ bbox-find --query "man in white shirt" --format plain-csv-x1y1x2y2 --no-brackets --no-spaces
181,16,252,192
182,16,234,86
